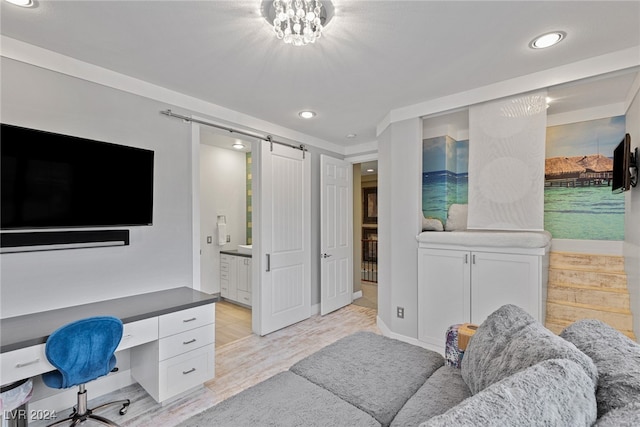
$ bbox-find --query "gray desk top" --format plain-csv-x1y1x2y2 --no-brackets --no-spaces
0,287,219,353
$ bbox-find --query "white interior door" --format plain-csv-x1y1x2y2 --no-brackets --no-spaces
256,140,311,335
320,155,353,315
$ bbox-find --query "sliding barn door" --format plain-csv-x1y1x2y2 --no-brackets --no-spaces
256,140,311,335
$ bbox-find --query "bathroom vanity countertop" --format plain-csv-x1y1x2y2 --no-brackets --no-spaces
220,249,252,258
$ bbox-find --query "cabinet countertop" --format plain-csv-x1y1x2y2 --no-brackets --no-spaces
1,287,220,353
220,250,252,258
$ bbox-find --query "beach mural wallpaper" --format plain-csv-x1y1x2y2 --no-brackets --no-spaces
422,136,469,223
545,116,625,241
422,115,625,240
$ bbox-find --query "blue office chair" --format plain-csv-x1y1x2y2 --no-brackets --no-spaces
42,316,130,427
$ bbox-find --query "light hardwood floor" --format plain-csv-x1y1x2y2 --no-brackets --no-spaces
33,304,378,427
215,300,252,347
353,281,378,310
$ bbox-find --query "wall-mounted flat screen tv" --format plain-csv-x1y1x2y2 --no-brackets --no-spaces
1,123,154,229
612,133,631,194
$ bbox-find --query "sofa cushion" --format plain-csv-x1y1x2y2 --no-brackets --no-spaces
461,304,597,394
176,371,380,427
390,366,471,427
560,319,640,418
421,359,597,427
594,402,640,427
290,331,443,426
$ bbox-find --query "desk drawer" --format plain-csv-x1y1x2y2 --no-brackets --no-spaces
159,325,215,361
117,318,159,352
159,304,215,338
159,345,214,401
1,345,54,386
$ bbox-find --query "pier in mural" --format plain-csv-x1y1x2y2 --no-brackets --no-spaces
545,116,625,241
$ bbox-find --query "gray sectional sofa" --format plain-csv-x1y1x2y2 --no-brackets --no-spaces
181,304,640,426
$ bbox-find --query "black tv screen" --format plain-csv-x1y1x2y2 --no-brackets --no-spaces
1,124,154,229
612,133,631,194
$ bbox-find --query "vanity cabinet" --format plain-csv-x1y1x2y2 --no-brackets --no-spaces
220,253,252,307
417,243,548,353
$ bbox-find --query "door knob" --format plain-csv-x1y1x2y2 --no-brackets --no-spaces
321,253,333,259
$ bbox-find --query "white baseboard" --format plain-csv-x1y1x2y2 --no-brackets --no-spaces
352,290,363,300
375,316,444,355
311,303,320,316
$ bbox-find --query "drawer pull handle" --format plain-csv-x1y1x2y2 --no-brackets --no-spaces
183,339,197,345
16,358,40,368
182,368,196,375
183,317,197,323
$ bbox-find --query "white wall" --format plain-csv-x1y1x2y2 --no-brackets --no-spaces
199,143,247,294
0,58,193,317
377,118,422,338
624,83,640,339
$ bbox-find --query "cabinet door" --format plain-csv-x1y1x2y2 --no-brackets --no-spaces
229,255,238,300
418,248,471,351
237,258,250,293
471,252,540,324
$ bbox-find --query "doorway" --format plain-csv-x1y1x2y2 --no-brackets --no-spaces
353,161,378,310
199,127,254,347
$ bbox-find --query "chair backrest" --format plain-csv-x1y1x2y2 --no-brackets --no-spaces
45,316,123,388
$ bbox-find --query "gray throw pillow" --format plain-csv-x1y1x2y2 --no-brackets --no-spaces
560,319,640,418
421,359,597,427
461,304,597,394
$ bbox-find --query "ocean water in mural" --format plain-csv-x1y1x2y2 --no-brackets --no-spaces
422,171,468,222
422,136,469,223
544,185,624,240
545,116,625,240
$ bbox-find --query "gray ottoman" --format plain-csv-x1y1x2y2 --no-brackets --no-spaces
290,331,444,426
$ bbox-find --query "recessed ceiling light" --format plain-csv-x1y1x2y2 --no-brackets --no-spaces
232,142,245,150
366,168,375,173
529,31,566,49
298,111,316,119
4,0,34,6
346,133,357,139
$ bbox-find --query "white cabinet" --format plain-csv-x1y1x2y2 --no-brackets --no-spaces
220,254,237,301
418,245,547,353
131,304,215,403
221,253,252,307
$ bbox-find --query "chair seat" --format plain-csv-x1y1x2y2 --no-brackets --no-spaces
42,355,117,389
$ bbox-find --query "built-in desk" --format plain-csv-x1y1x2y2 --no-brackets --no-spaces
0,287,219,403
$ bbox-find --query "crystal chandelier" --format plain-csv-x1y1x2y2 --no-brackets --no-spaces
270,0,327,46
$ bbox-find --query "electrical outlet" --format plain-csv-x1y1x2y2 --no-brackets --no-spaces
397,306,405,319
226,235,231,243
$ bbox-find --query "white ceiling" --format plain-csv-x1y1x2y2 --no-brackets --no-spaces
1,1,639,149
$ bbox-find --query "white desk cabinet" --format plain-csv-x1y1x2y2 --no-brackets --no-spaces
417,237,549,353
221,253,252,307
131,304,215,403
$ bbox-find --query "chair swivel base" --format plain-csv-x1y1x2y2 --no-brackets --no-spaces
47,385,130,427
